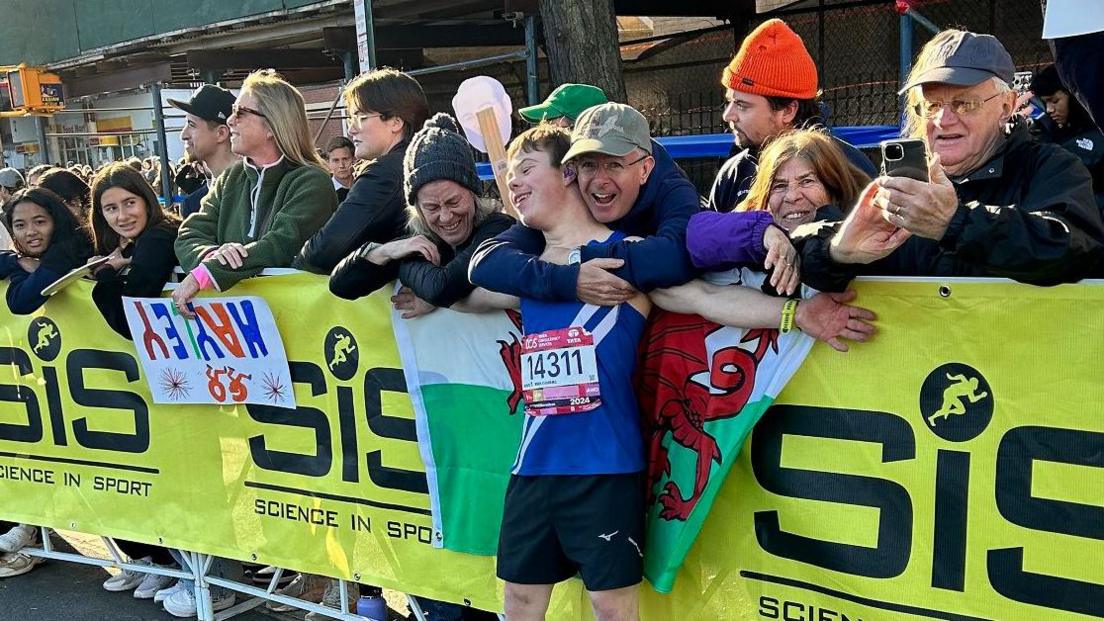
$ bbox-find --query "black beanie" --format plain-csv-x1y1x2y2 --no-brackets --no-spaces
1029,65,1065,97
403,113,482,207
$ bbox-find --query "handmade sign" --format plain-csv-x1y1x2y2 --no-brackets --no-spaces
122,296,295,408
452,76,516,217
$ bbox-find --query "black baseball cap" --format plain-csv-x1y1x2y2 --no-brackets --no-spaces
898,31,1016,94
167,84,236,125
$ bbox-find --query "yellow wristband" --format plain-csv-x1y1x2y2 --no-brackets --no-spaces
780,299,798,334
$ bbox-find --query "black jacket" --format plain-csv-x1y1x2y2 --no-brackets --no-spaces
330,211,515,303
293,139,409,274
93,226,179,338
798,122,1104,290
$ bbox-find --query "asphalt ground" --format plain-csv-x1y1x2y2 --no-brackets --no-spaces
0,530,413,621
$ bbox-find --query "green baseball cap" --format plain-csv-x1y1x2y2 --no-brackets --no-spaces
562,102,653,163
518,83,608,123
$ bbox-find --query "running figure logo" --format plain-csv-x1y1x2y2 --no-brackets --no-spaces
324,327,359,381
928,373,988,426
329,333,357,371
919,363,993,442
27,317,61,361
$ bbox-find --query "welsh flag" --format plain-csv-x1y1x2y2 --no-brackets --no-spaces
394,306,524,555
635,270,814,592
396,270,814,587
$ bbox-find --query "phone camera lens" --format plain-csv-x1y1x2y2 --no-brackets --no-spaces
886,144,904,160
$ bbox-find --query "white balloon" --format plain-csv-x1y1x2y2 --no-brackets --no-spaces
451,76,513,153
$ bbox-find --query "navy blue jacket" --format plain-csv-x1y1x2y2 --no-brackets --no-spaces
0,252,63,315
181,183,209,219
468,140,700,300
1052,30,1104,130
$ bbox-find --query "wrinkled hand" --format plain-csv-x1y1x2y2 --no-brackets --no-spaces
375,235,440,266
392,286,436,319
209,242,249,269
576,258,636,306
877,154,959,240
17,257,39,273
830,182,912,264
171,273,201,319
763,224,800,295
794,289,876,352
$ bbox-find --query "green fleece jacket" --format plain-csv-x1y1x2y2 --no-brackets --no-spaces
175,157,337,290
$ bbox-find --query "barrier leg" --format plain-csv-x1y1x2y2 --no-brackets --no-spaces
193,552,216,621
406,594,428,621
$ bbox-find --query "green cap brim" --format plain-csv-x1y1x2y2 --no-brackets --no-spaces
519,103,563,123
561,136,638,163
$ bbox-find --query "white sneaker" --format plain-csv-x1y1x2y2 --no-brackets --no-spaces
304,579,354,620
154,580,185,604
134,570,175,599
0,525,37,554
103,557,151,592
0,552,43,578
164,586,236,618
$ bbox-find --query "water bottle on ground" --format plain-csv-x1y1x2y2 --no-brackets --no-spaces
356,585,387,620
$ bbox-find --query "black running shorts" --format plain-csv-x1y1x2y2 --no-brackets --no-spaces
496,472,644,592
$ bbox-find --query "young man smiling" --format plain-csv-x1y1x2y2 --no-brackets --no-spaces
470,102,699,305
473,123,649,621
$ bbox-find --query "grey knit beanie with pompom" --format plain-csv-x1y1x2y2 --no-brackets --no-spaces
403,112,482,207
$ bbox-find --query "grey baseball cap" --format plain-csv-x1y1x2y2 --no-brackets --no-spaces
0,168,25,189
562,103,652,163
898,31,1016,94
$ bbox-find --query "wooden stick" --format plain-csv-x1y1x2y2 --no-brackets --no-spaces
475,107,518,219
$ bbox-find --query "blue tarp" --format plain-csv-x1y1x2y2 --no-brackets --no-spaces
477,125,900,180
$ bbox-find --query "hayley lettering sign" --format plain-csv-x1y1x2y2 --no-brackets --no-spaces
123,296,295,408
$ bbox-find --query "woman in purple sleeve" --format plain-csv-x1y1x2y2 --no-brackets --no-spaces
686,130,870,294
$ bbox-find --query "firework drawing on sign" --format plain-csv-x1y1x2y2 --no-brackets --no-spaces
160,368,191,400
262,372,287,404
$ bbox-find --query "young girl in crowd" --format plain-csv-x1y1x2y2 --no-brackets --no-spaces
0,188,92,579
37,168,92,222
0,187,93,314
89,162,181,338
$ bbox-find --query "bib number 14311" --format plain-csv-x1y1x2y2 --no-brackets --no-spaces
520,327,601,416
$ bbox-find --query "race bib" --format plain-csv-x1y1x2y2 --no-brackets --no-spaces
520,327,601,416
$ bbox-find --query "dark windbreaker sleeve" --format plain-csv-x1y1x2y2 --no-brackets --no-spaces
93,227,178,338
294,159,404,274
6,265,60,315
686,210,774,270
398,214,514,307
468,223,580,300
328,241,401,300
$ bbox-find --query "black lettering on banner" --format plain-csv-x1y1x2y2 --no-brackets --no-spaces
0,347,42,443
248,361,332,477
759,596,780,618
363,367,427,494
782,601,803,621
42,366,67,446
66,350,150,453
337,385,358,483
931,450,970,591
988,426,1104,616
751,405,915,579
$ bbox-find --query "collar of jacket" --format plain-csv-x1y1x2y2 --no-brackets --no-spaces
954,121,1031,184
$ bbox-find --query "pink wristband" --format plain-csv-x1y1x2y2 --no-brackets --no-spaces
191,265,214,290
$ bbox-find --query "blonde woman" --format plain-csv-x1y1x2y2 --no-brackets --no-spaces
172,69,337,316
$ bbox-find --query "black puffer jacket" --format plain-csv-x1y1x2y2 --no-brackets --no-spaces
293,139,410,274
799,121,1104,289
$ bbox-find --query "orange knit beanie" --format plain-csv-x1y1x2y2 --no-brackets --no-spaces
721,19,818,99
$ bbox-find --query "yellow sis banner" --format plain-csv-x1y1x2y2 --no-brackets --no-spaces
0,274,1101,621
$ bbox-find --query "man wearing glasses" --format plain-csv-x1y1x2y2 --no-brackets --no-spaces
799,29,1104,287
470,102,700,305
